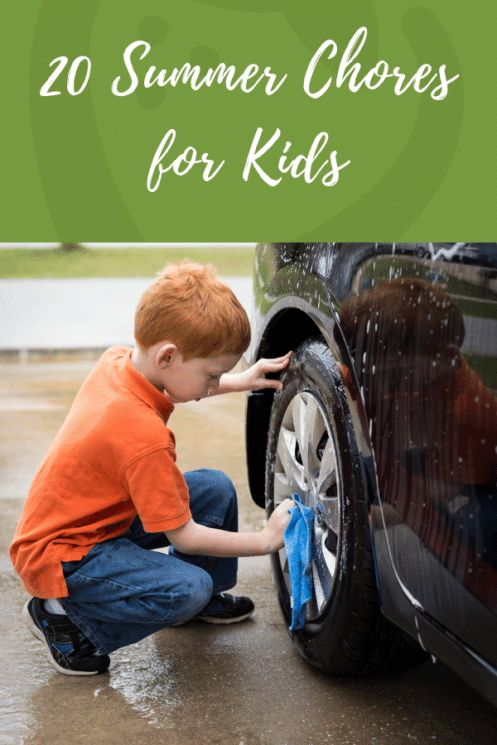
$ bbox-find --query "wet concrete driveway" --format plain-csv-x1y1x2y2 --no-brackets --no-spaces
1,355,497,745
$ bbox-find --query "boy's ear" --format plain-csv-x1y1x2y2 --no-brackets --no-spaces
156,343,178,369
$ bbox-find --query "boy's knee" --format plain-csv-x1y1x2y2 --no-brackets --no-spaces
207,469,236,498
183,468,238,531
185,468,237,508
177,570,213,621
191,468,233,488
192,571,214,610
204,470,237,520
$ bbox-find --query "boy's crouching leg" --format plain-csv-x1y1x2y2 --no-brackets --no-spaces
60,539,215,655
172,470,256,625
173,469,238,593
184,469,238,533
169,567,214,624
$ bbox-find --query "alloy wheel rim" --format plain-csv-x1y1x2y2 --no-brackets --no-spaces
273,391,341,621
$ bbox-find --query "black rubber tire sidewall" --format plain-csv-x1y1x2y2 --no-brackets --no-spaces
266,337,384,675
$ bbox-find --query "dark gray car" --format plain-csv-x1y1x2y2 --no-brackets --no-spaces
245,243,497,706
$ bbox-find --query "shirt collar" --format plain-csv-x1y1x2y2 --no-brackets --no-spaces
116,347,174,424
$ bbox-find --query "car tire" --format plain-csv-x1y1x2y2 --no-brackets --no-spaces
265,336,429,676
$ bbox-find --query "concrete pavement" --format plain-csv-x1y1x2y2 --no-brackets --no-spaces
0,277,252,352
2,360,496,745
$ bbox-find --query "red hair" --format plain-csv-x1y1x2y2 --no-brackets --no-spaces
134,260,251,360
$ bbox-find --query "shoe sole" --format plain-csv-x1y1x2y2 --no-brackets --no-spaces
197,608,255,624
22,600,105,676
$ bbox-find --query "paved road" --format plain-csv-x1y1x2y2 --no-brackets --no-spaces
0,277,252,351
1,358,497,745
2,276,497,358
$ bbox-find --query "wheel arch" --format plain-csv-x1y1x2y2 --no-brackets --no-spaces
245,308,323,508
245,307,375,509
255,307,323,361
245,306,377,520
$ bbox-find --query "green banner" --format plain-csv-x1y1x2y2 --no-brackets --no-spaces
2,1,495,240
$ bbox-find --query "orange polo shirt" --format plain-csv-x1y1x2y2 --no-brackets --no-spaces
10,347,191,599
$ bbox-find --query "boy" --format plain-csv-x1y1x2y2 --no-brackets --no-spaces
10,261,293,676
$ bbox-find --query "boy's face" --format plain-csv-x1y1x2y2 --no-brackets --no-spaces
158,350,241,403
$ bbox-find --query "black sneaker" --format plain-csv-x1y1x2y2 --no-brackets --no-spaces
196,593,255,624
22,598,110,676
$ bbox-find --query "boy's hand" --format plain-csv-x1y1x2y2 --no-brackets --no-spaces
166,497,295,557
216,351,292,395
244,351,293,391
262,498,295,552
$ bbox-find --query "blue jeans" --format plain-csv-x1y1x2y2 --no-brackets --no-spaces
58,469,238,655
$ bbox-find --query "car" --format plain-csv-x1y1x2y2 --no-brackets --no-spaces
244,242,497,706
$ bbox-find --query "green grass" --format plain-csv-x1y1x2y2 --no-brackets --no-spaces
464,353,497,392
0,247,255,278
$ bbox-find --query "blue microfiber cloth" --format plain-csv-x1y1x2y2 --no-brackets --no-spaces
284,493,314,630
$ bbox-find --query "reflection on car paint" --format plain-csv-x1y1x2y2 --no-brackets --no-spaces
336,277,497,611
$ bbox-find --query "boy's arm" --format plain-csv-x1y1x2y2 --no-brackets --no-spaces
216,351,292,395
165,498,294,557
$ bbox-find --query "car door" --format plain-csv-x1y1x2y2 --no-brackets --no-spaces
332,244,497,667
